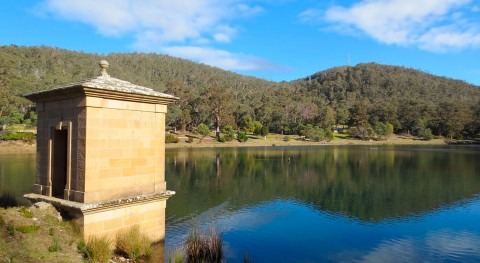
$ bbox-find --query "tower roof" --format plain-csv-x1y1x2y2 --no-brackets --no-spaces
25,60,179,104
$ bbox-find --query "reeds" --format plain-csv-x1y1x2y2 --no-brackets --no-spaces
185,228,223,263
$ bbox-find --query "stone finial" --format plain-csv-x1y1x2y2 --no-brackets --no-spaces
99,60,109,77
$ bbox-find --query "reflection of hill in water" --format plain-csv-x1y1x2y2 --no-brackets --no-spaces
165,146,480,222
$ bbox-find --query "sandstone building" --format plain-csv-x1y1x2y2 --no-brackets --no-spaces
25,60,178,242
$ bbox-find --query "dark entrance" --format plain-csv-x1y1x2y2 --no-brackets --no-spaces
52,129,67,198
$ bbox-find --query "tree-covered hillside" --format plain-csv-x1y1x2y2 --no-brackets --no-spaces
1,45,479,139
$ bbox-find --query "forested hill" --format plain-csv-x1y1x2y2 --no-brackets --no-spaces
1,45,479,139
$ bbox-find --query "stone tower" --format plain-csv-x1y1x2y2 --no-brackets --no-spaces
25,60,178,242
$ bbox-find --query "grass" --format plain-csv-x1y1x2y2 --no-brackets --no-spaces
15,224,40,233
185,228,223,263
48,240,60,252
79,236,113,263
20,207,33,218
167,227,224,263
115,225,153,260
0,205,84,262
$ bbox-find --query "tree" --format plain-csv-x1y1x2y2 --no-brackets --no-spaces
252,121,263,135
196,123,211,142
221,125,235,142
260,125,269,139
374,122,393,140
242,115,255,134
318,105,336,129
437,102,470,139
335,106,350,127
237,131,248,142
349,100,373,140
203,79,235,139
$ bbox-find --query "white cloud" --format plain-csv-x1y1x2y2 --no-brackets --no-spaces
39,0,277,71
302,0,480,52
161,46,280,71
236,4,263,16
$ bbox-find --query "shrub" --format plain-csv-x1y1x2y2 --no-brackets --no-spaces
79,236,113,263
283,136,290,142
196,123,211,142
423,128,434,141
217,136,226,143
221,125,235,141
166,133,180,143
0,131,35,141
324,128,334,142
187,136,194,143
237,131,248,142
116,225,153,260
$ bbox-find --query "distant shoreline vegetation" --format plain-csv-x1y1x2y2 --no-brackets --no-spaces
1,45,479,142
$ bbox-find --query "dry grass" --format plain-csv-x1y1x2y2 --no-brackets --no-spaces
185,228,223,263
166,133,446,149
0,205,84,262
115,225,153,260
80,236,113,263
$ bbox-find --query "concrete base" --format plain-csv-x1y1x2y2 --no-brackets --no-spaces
24,191,175,242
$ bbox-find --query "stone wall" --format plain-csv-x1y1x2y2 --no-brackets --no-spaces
83,97,167,203
34,95,167,204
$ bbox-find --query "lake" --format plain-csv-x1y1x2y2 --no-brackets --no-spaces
2,145,480,262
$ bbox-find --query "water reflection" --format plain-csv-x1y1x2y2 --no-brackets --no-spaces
356,229,480,263
166,145,480,222
165,146,480,261
1,146,479,262
0,154,35,205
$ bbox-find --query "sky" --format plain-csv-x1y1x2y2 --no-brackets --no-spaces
1,0,480,85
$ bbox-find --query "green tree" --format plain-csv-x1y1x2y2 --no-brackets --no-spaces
221,125,235,142
252,121,263,135
374,122,393,140
196,123,211,142
437,102,470,139
318,106,336,129
242,115,255,134
260,125,269,139
237,131,248,142
203,79,235,139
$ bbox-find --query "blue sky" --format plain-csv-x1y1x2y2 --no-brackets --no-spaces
2,0,480,85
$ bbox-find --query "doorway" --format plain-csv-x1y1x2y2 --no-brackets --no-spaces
52,129,67,198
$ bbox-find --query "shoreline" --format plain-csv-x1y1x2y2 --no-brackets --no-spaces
0,135,450,154
165,134,447,149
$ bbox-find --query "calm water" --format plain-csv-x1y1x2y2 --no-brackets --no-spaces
1,145,480,262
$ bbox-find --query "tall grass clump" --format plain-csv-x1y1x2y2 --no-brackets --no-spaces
185,228,223,263
78,236,112,263
115,225,153,260
20,207,33,218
